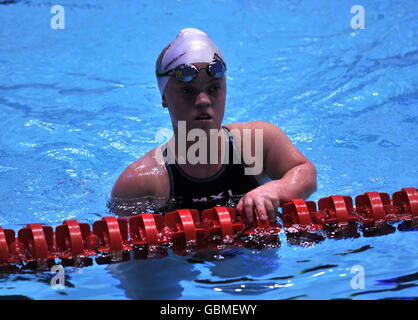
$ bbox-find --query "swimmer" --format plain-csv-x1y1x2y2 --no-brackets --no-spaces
110,28,317,225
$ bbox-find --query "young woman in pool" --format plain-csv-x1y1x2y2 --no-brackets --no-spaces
110,28,317,225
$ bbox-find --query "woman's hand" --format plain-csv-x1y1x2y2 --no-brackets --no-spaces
229,120,317,227
236,181,281,225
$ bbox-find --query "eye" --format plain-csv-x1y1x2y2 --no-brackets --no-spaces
208,85,221,94
181,86,195,95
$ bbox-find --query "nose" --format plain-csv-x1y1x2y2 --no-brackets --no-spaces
194,92,211,109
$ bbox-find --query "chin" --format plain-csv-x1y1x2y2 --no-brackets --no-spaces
193,119,221,130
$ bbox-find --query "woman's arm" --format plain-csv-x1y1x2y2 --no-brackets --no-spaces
236,121,317,224
110,147,171,216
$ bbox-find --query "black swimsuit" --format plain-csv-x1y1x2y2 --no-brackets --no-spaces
161,126,260,213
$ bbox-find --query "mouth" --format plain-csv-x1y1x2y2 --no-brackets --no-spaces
195,113,213,121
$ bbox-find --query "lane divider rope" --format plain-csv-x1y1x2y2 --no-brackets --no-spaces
0,187,416,268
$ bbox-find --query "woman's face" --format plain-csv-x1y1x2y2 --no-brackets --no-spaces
162,62,227,133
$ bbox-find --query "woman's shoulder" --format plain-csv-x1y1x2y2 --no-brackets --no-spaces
111,146,170,200
224,120,277,131
224,120,283,140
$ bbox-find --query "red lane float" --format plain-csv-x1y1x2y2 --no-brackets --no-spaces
393,188,418,219
165,209,205,244
18,223,56,261
355,192,391,224
164,209,207,255
0,187,416,268
392,188,418,231
281,199,326,244
318,195,359,225
281,188,417,242
282,199,320,231
92,216,131,252
0,227,15,264
203,207,243,238
56,220,95,259
130,213,168,247
202,206,245,249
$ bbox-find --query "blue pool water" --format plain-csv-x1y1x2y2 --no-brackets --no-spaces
0,0,417,299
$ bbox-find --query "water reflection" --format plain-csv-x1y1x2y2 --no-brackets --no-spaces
107,253,199,300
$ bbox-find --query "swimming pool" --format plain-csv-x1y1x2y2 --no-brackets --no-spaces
0,0,417,300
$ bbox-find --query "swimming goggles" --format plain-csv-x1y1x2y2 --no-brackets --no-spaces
156,55,227,82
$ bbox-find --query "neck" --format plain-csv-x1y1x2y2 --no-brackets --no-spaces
167,125,227,178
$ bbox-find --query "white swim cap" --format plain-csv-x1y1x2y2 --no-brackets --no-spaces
156,28,225,97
